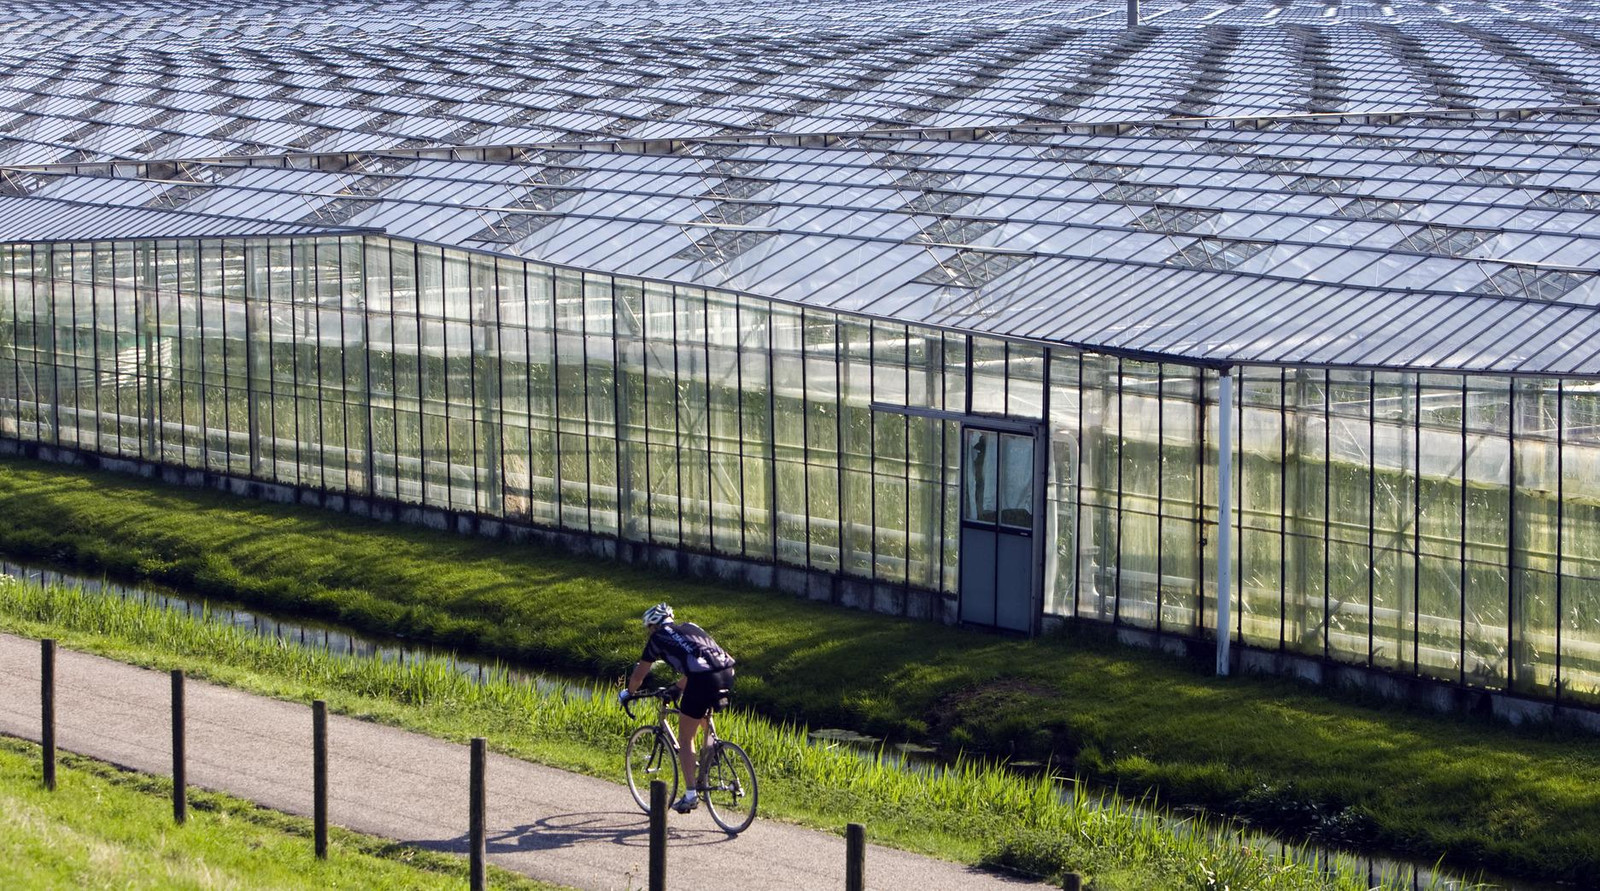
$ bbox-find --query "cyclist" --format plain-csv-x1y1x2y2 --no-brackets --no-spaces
618,603,736,813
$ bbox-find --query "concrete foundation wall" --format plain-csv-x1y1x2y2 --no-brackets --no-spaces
1096,620,1600,735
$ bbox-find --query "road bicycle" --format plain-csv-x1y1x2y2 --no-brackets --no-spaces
622,685,758,834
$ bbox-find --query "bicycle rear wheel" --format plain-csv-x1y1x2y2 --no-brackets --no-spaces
625,726,679,813
702,741,758,834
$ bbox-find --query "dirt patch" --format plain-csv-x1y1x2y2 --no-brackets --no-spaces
936,677,1057,713
925,677,1067,756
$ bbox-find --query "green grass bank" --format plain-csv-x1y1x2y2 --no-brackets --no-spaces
1,456,1596,884
0,735,564,890
0,576,1422,890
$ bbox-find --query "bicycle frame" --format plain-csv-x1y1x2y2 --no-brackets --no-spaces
645,694,721,787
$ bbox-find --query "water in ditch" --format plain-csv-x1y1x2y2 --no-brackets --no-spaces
0,558,1552,890
0,560,588,699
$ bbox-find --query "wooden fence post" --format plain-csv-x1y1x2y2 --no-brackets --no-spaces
846,822,866,891
40,639,55,791
171,669,186,825
470,737,486,891
313,700,328,859
649,779,667,891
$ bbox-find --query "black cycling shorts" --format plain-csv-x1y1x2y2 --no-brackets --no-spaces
680,668,735,720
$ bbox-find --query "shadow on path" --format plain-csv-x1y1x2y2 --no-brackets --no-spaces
407,809,740,856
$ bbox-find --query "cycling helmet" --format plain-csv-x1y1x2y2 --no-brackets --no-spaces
642,602,674,629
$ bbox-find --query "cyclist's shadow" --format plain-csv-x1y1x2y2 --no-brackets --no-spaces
487,810,742,853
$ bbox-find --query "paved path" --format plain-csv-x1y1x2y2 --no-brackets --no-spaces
0,634,1043,891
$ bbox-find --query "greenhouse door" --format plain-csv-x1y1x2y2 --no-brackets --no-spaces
959,426,1039,633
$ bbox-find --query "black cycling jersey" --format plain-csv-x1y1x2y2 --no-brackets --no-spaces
641,622,736,676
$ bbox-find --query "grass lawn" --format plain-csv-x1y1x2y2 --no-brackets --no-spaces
0,736,564,890
1,455,1597,885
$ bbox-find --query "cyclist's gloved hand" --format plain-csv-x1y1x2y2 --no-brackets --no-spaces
617,690,631,705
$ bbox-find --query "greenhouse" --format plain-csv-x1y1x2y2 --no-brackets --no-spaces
3,0,1600,709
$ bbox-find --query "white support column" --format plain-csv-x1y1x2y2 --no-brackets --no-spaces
243,244,264,476
1216,367,1234,677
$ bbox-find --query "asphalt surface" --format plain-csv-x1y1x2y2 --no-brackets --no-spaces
0,633,1045,890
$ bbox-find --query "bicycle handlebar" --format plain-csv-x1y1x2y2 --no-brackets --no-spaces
622,685,678,720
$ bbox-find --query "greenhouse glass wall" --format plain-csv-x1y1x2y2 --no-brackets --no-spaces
4,234,1598,706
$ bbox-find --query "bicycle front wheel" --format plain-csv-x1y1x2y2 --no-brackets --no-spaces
702,741,758,834
625,726,679,813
